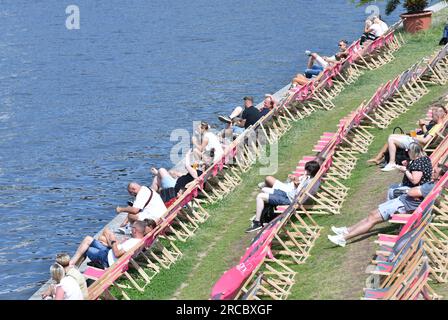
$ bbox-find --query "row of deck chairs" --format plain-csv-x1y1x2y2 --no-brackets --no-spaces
76,22,410,300
363,137,448,299
278,23,405,122
209,52,448,300
360,43,448,130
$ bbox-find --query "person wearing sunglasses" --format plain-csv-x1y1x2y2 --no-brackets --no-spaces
303,40,348,79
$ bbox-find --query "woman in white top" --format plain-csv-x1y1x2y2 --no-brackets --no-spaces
360,18,384,45
374,16,389,34
43,263,83,300
192,121,224,163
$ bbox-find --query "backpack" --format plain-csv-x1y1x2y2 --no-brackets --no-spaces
260,204,279,224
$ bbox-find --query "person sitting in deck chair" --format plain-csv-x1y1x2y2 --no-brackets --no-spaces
367,104,447,168
69,221,146,269
328,163,448,247
218,96,262,135
291,73,311,89
151,149,205,203
41,253,88,300
374,15,389,35
385,143,432,200
372,105,446,171
116,182,167,234
150,167,182,193
259,94,277,117
192,121,224,163
303,40,348,79
42,263,84,300
360,17,385,46
245,161,321,233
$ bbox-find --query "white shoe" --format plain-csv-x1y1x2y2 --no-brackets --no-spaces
305,50,312,56
331,226,348,236
328,234,346,247
117,224,131,235
381,163,396,172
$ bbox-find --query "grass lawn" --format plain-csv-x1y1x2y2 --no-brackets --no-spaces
113,9,448,300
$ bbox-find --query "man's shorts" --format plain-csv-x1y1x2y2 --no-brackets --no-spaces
378,197,407,221
395,135,415,150
268,189,292,206
232,126,245,135
161,175,177,189
86,239,110,269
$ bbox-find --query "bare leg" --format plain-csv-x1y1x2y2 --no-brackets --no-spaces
70,236,94,266
229,106,243,119
99,234,108,247
264,176,277,188
386,135,400,165
367,142,388,164
150,175,160,191
344,210,384,241
292,74,309,86
128,213,139,224
307,55,316,69
254,193,269,222
192,148,203,162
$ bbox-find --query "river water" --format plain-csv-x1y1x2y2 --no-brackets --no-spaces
0,0,403,299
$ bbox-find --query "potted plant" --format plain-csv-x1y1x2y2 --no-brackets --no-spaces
355,0,432,33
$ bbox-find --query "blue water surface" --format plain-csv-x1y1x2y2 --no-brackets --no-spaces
0,0,403,299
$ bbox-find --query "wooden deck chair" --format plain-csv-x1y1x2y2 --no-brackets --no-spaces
240,273,263,300
423,118,448,154
237,255,296,301
363,249,425,300
400,257,433,300
422,226,448,283
271,204,321,265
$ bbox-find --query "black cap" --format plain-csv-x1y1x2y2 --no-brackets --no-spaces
243,96,254,102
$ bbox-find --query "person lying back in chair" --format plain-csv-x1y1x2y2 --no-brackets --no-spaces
328,163,448,247
303,40,348,79
69,221,147,269
367,104,447,171
151,149,206,203
245,161,320,233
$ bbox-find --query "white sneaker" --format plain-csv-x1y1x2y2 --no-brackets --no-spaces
305,50,312,56
381,163,396,172
331,226,348,236
117,223,131,235
328,234,346,247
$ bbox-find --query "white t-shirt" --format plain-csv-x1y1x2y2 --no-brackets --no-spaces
287,175,311,202
204,132,224,162
133,186,167,222
107,237,141,267
369,23,384,37
379,21,389,34
57,276,84,300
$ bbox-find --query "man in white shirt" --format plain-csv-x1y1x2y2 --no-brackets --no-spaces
116,182,167,232
69,221,146,268
374,16,389,35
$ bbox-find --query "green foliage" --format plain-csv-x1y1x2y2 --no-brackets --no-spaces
351,0,429,15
